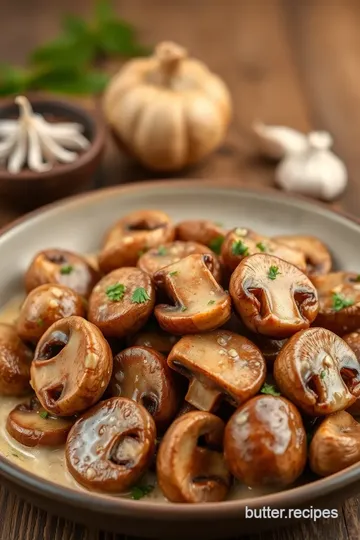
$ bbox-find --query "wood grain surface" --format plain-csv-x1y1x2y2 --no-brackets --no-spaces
1,0,360,539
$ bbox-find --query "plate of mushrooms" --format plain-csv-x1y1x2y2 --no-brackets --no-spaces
1,179,360,539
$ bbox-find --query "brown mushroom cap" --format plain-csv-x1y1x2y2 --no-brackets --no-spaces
128,329,178,355
88,267,155,338
0,323,32,396
175,220,227,254
274,235,332,277
24,249,100,299
137,241,222,282
224,395,306,487
229,253,318,338
31,316,113,416
109,346,180,430
6,395,74,447
312,272,360,335
221,228,307,273
154,253,231,335
168,330,266,411
274,327,360,416
66,397,156,493
98,210,175,273
157,411,230,503
309,411,360,476
17,284,85,344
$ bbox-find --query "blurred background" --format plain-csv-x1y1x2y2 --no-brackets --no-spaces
1,0,359,215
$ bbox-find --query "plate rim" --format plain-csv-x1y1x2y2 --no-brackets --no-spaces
0,178,359,520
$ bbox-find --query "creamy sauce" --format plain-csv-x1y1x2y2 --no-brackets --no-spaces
0,295,287,501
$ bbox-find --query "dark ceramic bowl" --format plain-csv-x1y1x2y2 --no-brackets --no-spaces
0,96,106,210
0,180,359,539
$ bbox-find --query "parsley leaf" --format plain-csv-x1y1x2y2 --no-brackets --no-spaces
320,370,326,379
157,246,167,256
169,271,178,277
60,264,74,275
208,300,215,305
256,242,266,253
268,265,280,280
39,410,49,419
260,383,281,397
209,236,224,255
356,275,360,282
106,283,126,302
181,306,188,312
232,240,249,257
332,292,354,312
131,484,154,500
131,287,150,304
37,318,44,327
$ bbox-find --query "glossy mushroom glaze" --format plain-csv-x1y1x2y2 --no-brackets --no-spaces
3,208,360,505
274,327,360,416
137,240,222,282
312,271,360,335
24,249,100,299
99,210,175,273
229,254,319,338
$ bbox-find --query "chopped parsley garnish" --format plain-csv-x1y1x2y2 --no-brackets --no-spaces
209,236,224,255
131,484,154,500
11,452,19,458
39,410,49,419
320,370,326,379
37,318,44,327
268,265,280,280
332,292,354,312
356,274,360,282
131,287,150,304
169,271,178,277
260,383,281,397
232,239,249,257
157,246,167,256
181,305,188,312
60,264,74,275
256,242,266,253
208,300,215,305
106,283,126,302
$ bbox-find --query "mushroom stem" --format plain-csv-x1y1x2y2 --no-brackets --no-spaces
185,378,221,411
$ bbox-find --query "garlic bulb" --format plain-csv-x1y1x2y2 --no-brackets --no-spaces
252,121,308,160
103,41,232,172
275,131,348,201
0,96,90,174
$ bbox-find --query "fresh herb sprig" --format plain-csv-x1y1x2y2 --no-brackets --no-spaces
332,292,354,312
106,283,126,302
232,239,249,257
0,1,150,96
131,484,154,500
268,265,280,280
131,287,150,304
260,383,281,397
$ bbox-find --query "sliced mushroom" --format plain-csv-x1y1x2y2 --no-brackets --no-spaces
0,323,32,396
168,331,266,411
312,272,360,335
24,249,100,299
137,241,222,282
274,327,360,416
88,268,155,338
221,228,306,272
309,411,360,476
274,235,332,277
229,254,318,338
175,220,227,254
109,346,180,430
98,210,175,273
128,329,178,355
6,395,74,447
224,395,306,487
17,284,85,344
31,316,113,416
66,397,156,493
154,254,231,334
157,411,230,503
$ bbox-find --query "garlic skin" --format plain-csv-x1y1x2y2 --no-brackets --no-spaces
275,132,348,201
0,96,90,174
103,41,232,172
252,122,308,160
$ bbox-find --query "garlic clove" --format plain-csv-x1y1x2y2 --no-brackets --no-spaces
7,126,27,174
252,121,308,160
275,130,348,202
36,128,78,164
27,123,52,173
0,121,19,137
0,134,17,159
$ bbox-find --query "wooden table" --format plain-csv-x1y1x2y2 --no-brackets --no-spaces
1,0,360,538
